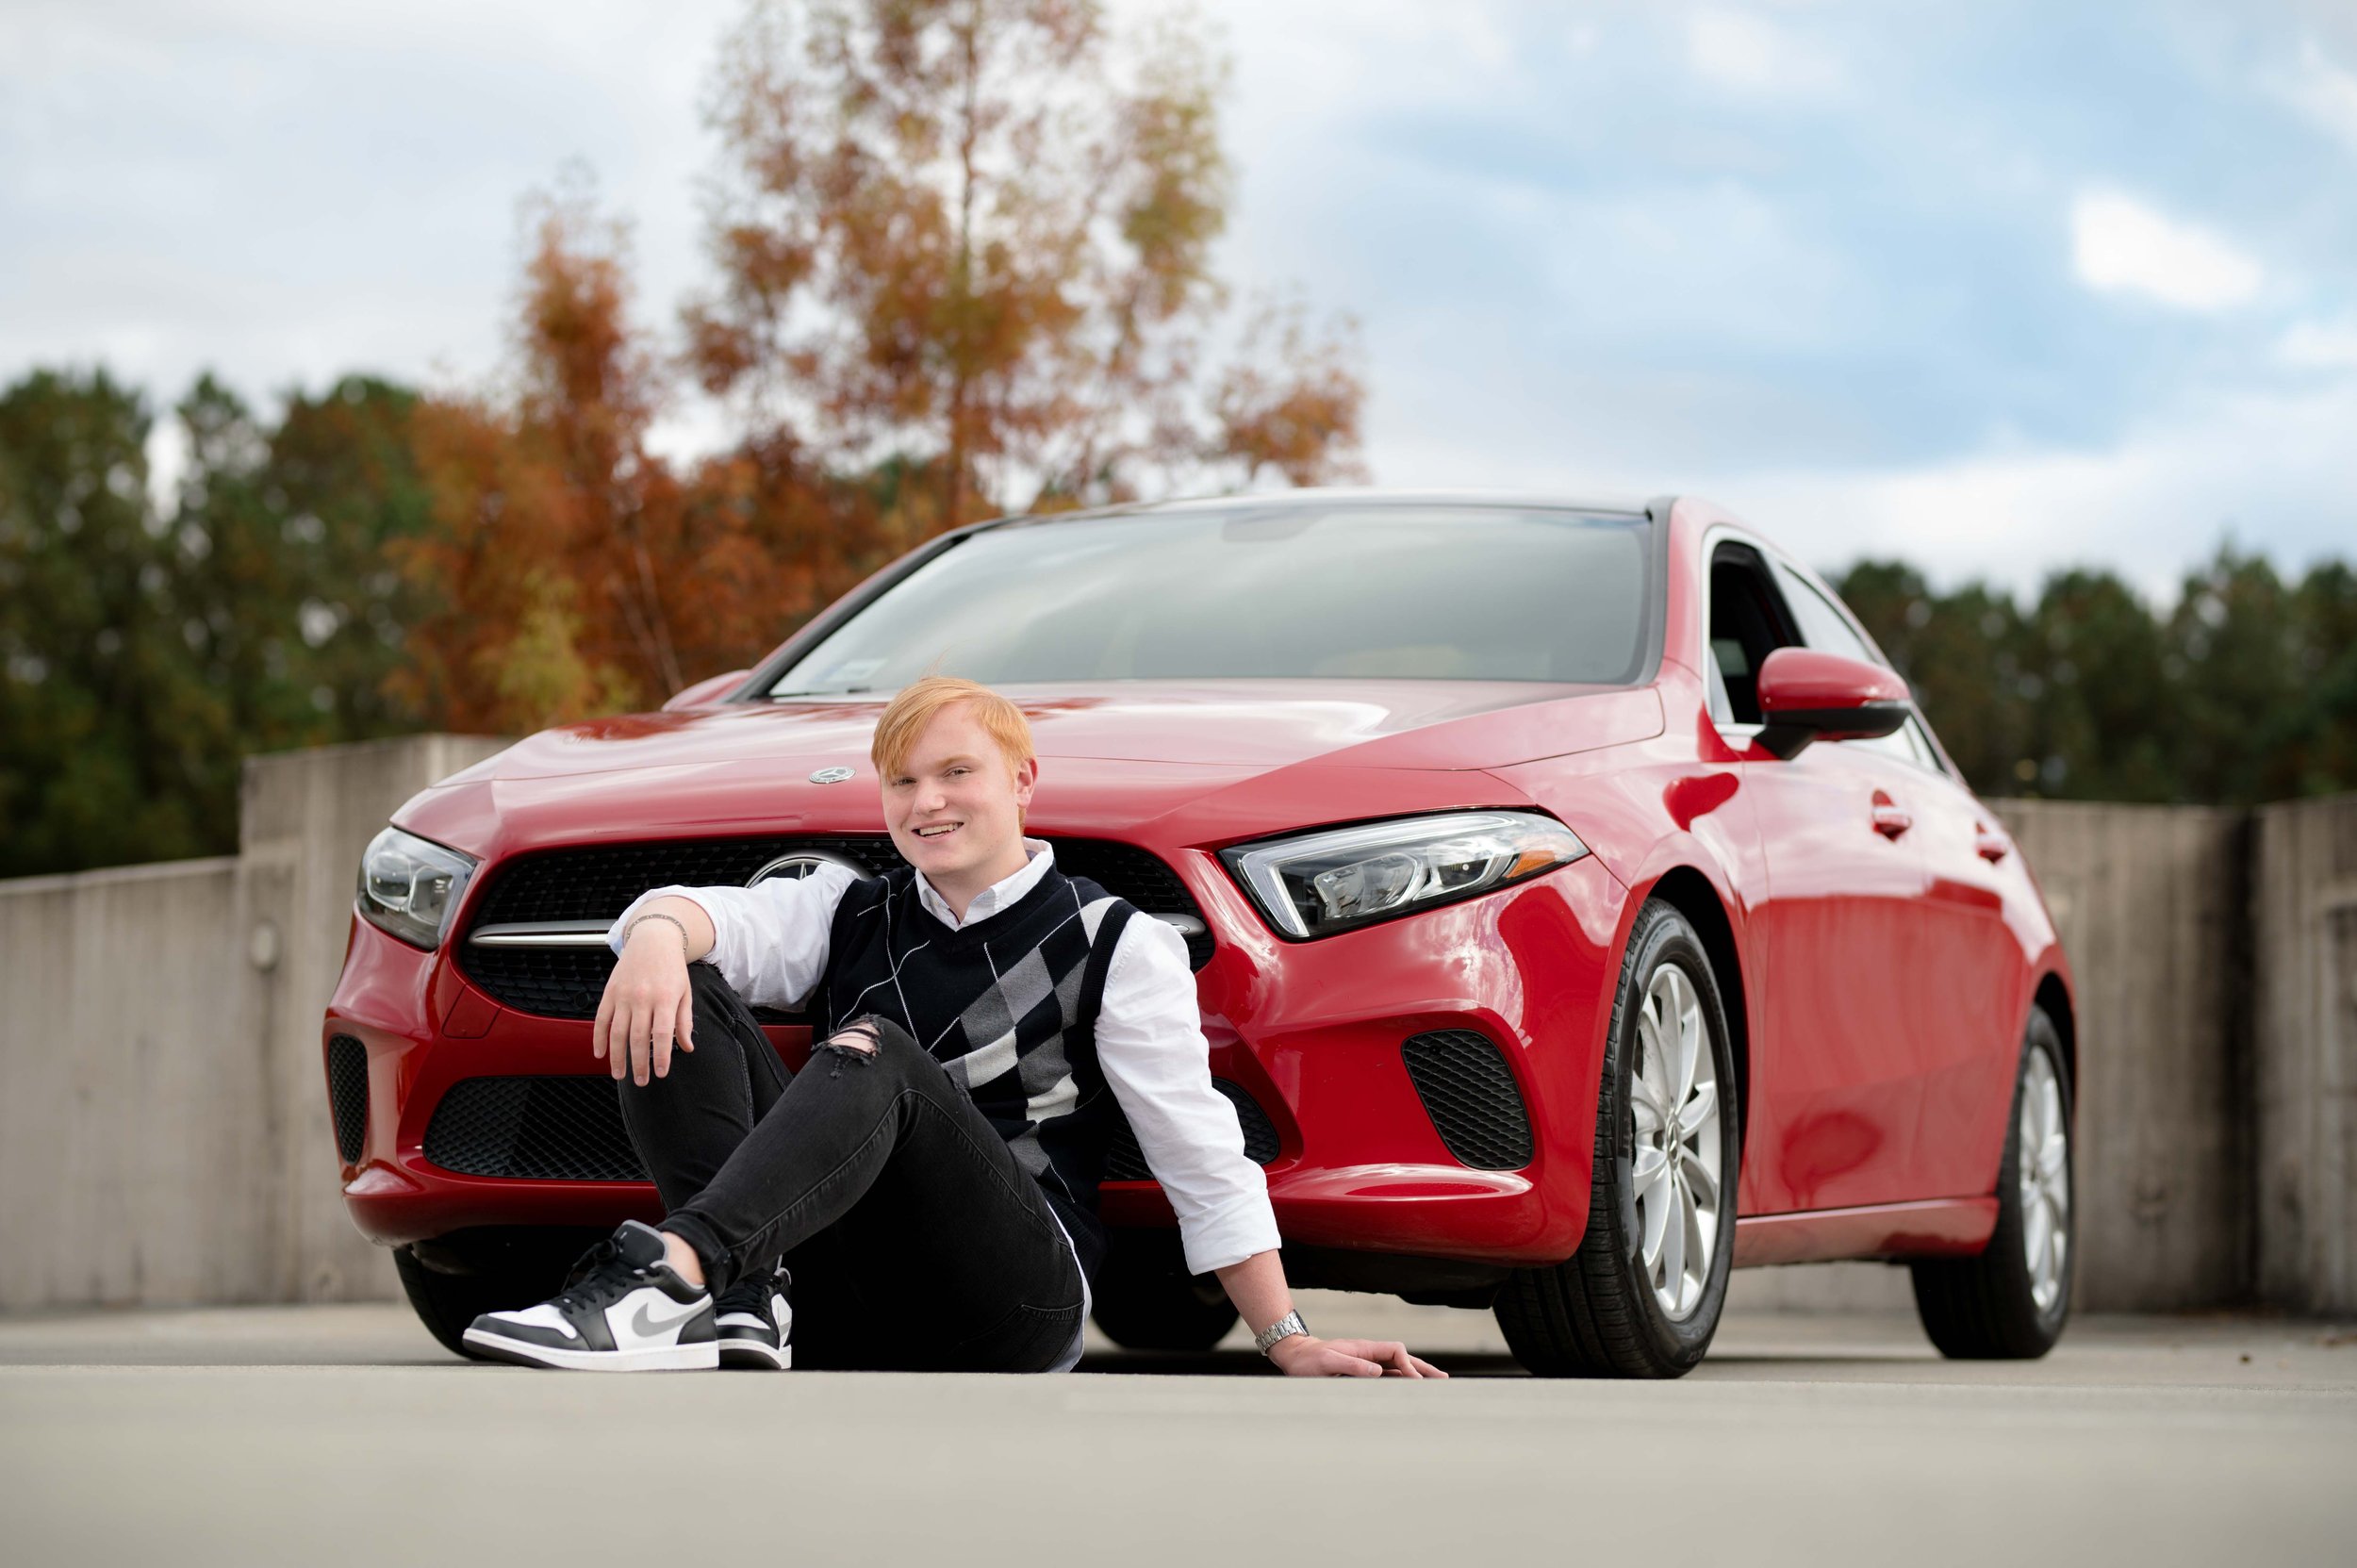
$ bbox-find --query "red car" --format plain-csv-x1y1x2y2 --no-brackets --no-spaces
326,491,2076,1377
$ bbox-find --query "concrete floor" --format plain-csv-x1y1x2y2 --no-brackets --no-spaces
4,1295,2353,1567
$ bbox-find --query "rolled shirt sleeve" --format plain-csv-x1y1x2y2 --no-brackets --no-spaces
1094,915,1284,1276
606,862,859,1011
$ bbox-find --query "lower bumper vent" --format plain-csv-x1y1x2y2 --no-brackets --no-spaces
326,1035,369,1164
1402,1030,1533,1170
1104,1081,1281,1181
423,1078,648,1182
425,1073,1281,1187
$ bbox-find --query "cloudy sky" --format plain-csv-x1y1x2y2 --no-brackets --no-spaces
6,0,2353,600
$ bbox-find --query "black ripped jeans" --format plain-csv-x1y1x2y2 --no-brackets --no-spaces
615,966,1086,1372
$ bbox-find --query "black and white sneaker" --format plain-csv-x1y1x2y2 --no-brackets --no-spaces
715,1268,793,1370
462,1220,717,1371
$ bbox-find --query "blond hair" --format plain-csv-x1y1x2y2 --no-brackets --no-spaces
869,676,1036,781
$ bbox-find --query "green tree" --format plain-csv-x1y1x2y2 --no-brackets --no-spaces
2017,569,2175,802
0,368,440,877
265,375,437,739
2279,561,2357,797
0,369,223,874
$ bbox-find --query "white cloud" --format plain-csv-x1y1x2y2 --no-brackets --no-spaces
2069,190,2264,311
2277,316,2357,369
1685,8,1840,95
1694,379,2357,601
2277,37,2357,156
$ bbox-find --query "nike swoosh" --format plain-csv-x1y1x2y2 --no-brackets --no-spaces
630,1298,706,1339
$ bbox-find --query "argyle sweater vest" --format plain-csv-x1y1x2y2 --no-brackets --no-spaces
810,863,1139,1280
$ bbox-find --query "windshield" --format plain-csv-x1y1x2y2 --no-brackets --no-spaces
767,503,1653,695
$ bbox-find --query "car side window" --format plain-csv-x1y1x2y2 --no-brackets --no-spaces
1707,546,1800,726
1772,561,1883,668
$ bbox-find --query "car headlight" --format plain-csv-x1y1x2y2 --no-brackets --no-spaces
357,827,478,950
1220,810,1589,939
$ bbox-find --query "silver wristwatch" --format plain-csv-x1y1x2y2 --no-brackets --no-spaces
1254,1309,1309,1358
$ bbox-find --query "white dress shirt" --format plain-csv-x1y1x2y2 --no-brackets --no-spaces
609,839,1283,1287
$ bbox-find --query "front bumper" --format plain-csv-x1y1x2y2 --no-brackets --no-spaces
323,848,1629,1272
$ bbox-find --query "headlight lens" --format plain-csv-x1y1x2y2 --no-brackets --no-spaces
1220,810,1589,939
356,827,477,950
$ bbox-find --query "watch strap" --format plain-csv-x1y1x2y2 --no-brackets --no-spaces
1254,1309,1309,1357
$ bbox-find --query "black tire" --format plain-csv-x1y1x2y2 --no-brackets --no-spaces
1494,899,1741,1378
393,1227,599,1362
1911,1008,2073,1359
1089,1227,1240,1352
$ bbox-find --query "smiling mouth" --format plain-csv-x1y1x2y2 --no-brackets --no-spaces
913,823,962,840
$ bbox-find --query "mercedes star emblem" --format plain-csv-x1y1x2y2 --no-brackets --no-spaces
748,849,868,885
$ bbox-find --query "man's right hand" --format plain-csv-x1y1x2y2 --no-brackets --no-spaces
594,913,701,1085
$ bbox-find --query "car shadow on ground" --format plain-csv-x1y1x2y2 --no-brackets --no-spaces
1075,1347,1944,1378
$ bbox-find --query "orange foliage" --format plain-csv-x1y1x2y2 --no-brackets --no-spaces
398,2,1367,733
687,0,1364,524
396,192,849,732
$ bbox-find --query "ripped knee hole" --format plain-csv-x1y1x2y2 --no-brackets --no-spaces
817,1019,882,1059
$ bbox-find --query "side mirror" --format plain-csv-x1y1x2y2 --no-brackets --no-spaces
1754,648,1912,760
661,668,753,712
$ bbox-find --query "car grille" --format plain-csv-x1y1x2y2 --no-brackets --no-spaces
423,1077,649,1182
1401,1029,1534,1169
457,834,1213,1019
326,1034,369,1164
1103,1080,1282,1180
422,1073,1279,1186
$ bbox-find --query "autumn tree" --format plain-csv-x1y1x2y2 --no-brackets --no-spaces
399,187,858,732
685,0,1364,531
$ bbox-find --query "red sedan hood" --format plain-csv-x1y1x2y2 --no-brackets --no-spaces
453,679,1660,779
403,680,1661,856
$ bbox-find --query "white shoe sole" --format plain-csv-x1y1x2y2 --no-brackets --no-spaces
717,1337,792,1370
463,1327,720,1371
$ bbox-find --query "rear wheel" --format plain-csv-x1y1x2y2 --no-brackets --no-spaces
1910,1009,2073,1359
1089,1228,1240,1351
393,1227,601,1362
1495,900,1740,1378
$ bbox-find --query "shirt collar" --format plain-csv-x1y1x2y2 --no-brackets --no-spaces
914,836,1055,931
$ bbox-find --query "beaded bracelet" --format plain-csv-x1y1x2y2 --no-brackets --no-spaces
623,911,692,960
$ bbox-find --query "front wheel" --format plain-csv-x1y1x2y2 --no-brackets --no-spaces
1910,1008,2073,1359
1089,1228,1240,1351
1495,899,1740,1378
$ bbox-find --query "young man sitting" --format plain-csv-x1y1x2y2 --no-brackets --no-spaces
465,676,1445,1378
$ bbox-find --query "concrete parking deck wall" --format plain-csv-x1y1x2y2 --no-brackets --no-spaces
1992,800,2252,1311
2253,792,2357,1315
2,743,2351,1317
0,735,507,1312
0,858,256,1311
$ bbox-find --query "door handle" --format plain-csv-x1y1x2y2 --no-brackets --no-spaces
1871,801,1912,839
1975,827,2011,862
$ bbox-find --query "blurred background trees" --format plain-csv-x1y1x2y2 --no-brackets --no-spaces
1832,550,2357,808
0,369,431,876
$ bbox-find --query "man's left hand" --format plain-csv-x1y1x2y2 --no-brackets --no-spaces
1266,1334,1447,1378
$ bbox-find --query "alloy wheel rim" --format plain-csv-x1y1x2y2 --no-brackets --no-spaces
2018,1048,2070,1314
1630,963,1722,1321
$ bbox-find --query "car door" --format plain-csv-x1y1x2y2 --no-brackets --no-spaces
1768,557,2024,1201
1771,619,2026,1199
1708,543,1931,1213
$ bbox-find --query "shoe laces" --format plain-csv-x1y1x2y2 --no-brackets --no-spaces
549,1236,653,1314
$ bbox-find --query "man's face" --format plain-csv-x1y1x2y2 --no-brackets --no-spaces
881,701,1037,883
